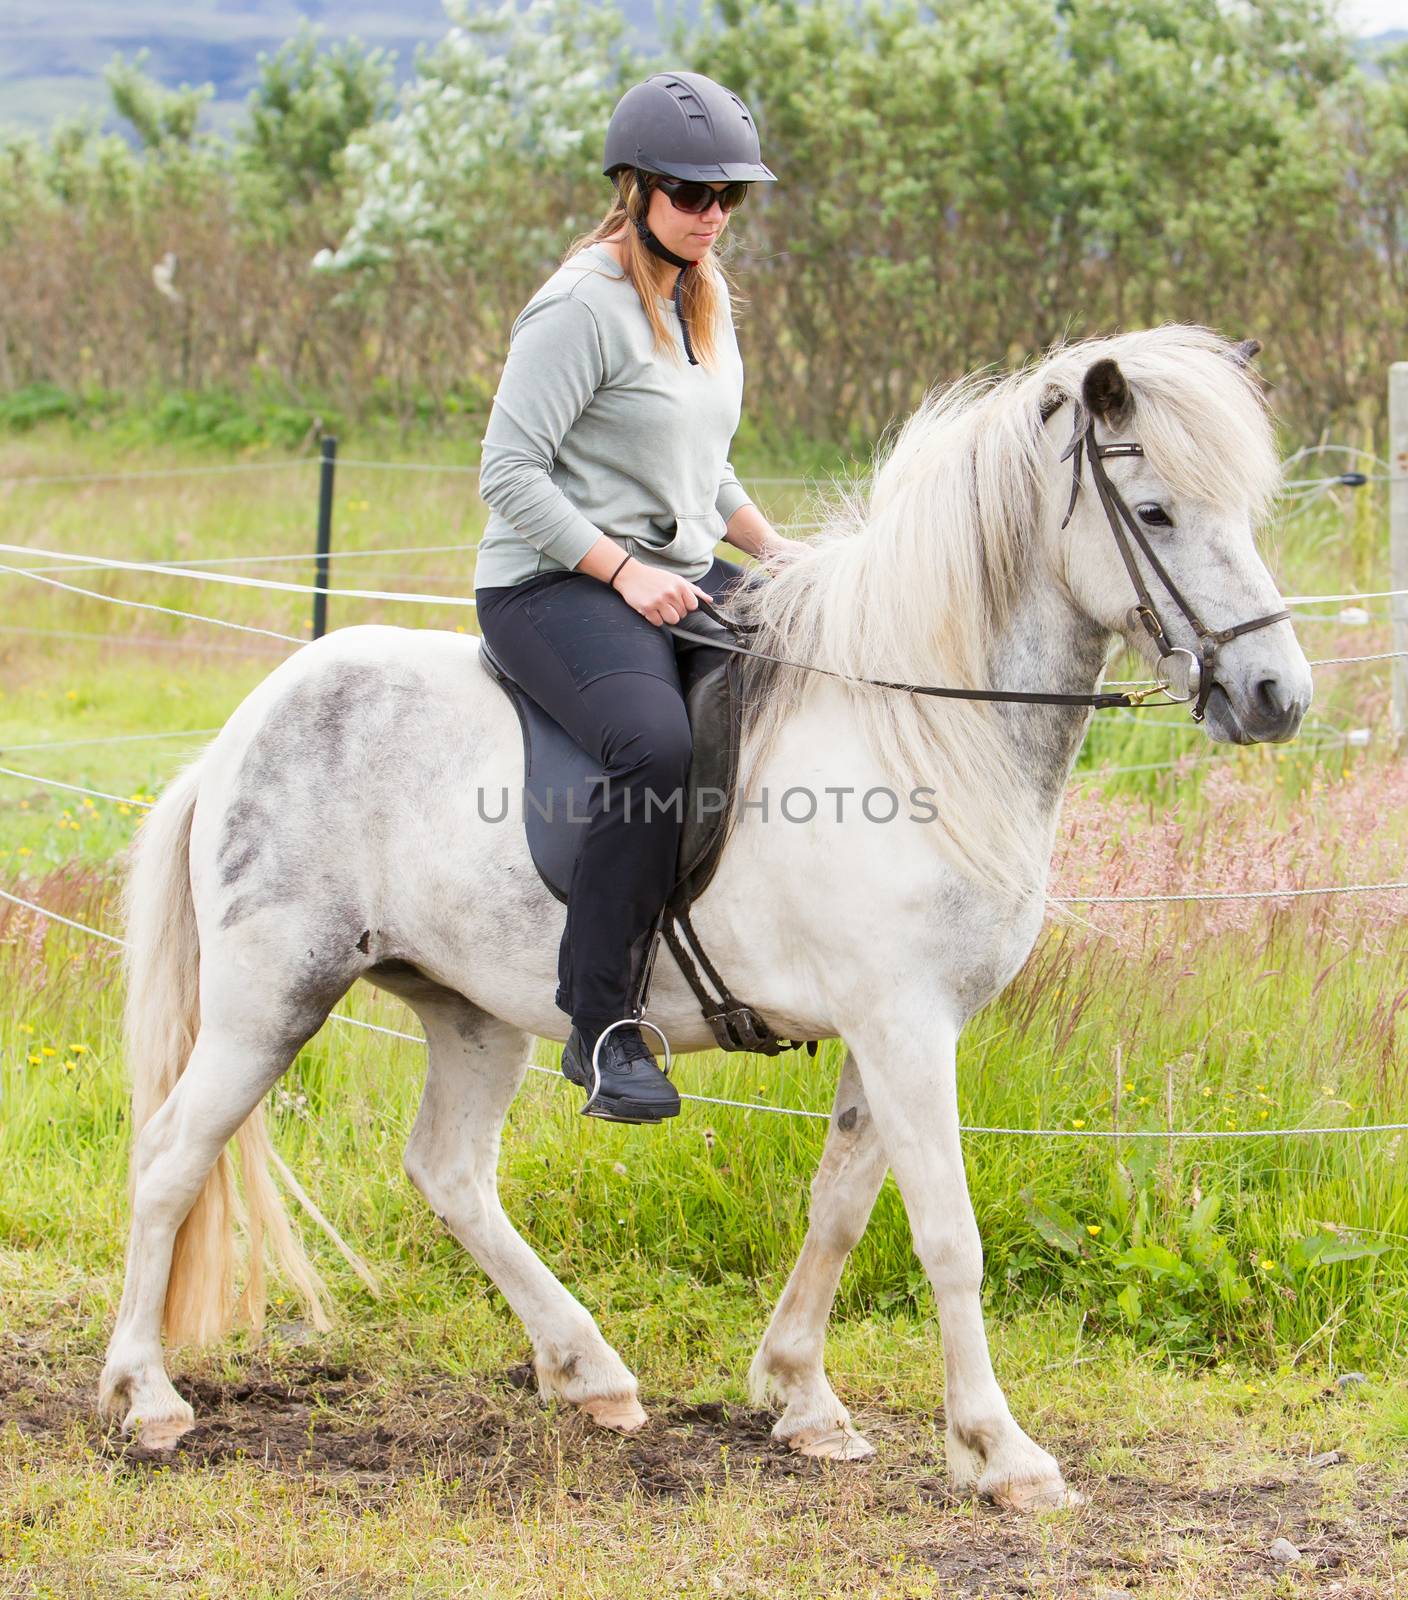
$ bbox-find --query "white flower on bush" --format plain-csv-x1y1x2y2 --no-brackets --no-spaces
314,0,633,281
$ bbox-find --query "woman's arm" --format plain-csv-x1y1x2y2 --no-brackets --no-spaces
722,500,797,572
477,293,619,573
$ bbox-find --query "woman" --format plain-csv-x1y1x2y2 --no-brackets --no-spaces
475,70,793,1126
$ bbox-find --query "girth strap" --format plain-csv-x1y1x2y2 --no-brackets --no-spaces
663,909,818,1057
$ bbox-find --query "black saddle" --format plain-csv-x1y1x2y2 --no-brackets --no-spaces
478,603,815,1057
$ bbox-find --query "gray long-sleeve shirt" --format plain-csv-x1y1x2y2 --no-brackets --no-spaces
474,242,755,591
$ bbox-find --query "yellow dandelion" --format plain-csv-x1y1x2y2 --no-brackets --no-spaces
27,1054,41,1065
65,689,77,701
1123,1080,1134,1092
69,1044,88,1054
1072,1118,1086,1129
17,847,30,856
41,1047,56,1057
1086,1224,1101,1237
63,1060,75,1073
118,805,131,816
1259,1259,1276,1271
1202,1085,1213,1098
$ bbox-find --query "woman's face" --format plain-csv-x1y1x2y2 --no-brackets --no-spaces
645,180,730,263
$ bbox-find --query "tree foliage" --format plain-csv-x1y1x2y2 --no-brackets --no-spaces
1,0,1405,442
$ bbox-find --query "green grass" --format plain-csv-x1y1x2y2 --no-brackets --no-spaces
1,422,1405,1595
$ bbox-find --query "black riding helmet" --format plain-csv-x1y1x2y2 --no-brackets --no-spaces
603,70,776,363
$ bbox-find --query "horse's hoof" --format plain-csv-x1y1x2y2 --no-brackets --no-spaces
783,1421,876,1461
129,1402,195,1452
578,1394,649,1433
986,1475,1082,1512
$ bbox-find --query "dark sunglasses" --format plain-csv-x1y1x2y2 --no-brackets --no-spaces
647,174,749,215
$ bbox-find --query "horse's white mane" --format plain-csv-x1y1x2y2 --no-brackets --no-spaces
727,323,1281,896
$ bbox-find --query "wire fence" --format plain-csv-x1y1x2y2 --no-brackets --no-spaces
4,540,1408,682
1,749,1402,910
0,515,1403,909
2,441,1404,1144
0,440,1396,496
2,533,1406,612
2,882,1403,1141
0,727,222,753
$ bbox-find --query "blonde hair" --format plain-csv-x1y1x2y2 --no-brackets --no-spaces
566,168,744,367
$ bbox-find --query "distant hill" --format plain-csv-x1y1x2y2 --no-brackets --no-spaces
0,0,696,139
0,2,1400,143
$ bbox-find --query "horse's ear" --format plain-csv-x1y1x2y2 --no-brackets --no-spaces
1228,337,1262,368
1081,358,1132,428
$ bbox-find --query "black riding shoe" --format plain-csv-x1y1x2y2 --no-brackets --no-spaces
561,1023,680,1124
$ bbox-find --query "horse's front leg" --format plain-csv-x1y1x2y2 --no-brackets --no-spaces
749,1049,887,1459
848,1004,1075,1510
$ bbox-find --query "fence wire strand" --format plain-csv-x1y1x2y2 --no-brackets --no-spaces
1,883,1405,1139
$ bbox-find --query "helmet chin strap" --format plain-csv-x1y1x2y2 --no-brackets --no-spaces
632,211,693,270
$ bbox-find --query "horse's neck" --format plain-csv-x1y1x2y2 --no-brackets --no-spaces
984,583,1112,819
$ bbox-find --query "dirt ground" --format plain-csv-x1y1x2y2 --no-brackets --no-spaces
5,1340,1406,1598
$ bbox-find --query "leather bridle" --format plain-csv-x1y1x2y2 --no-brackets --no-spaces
671,404,1291,719
1059,410,1291,721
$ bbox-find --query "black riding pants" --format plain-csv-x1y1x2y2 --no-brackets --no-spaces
475,554,752,1034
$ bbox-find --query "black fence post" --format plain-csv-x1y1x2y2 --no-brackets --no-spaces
313,435,337,640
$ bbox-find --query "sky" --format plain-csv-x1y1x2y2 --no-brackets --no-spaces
1340,0,1408,31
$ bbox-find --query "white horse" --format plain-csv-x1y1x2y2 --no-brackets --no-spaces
99,326,1310,1509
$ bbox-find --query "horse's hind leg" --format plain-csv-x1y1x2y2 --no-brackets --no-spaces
99,1022,295,1448
387,970,646,1433
748,1050,887,1459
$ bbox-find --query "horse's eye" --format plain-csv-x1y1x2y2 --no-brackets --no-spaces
1136,503,1172,528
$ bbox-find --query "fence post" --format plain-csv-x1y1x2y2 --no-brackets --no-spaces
1391,366,1408,747
313,435,337,641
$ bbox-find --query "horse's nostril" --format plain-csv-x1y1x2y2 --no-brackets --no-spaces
1255,677,1289,719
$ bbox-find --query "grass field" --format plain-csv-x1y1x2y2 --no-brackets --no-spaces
1,419,1406,1597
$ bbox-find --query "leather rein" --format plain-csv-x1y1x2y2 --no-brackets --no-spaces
680,411,1291,720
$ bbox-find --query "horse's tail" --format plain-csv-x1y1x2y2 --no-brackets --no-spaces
123,757,376,1347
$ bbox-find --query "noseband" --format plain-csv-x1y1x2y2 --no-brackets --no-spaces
1059,411,1291,721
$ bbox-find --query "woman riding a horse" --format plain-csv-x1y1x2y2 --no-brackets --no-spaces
475,71,793,1125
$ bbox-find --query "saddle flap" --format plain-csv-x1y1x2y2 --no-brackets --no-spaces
479,640,593,905
478,636,741,912
676,655,743,900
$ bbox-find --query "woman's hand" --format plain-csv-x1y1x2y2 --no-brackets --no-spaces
756,534,802,576
614,558,713,626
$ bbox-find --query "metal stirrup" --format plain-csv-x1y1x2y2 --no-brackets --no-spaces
586,1017,674,1111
